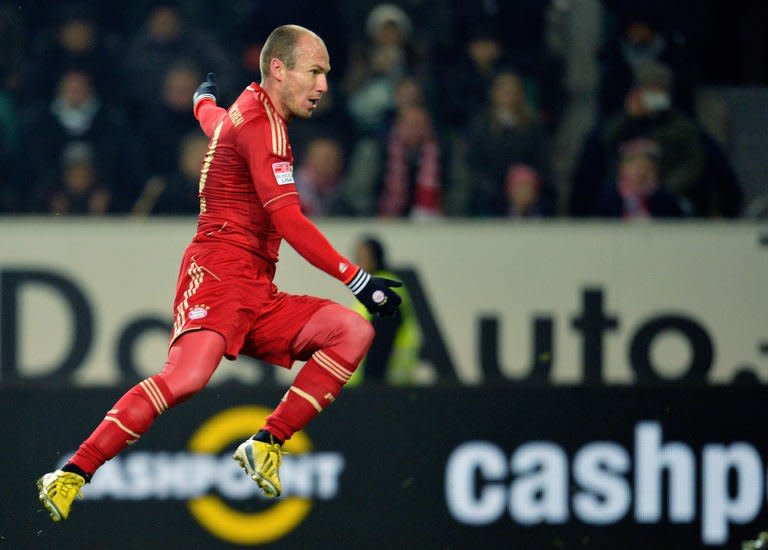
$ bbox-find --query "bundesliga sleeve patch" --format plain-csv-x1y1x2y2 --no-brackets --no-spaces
272,161,295,185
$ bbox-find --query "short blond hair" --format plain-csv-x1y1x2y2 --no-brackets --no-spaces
260,24,319,80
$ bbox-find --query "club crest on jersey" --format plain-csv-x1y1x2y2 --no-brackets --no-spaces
189,304,210,320
272,162,295,185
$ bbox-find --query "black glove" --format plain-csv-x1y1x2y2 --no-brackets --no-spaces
193,72,217,106
347,268,403,317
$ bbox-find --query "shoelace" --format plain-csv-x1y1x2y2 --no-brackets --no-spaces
264,443,282,463
266,435,284,456
258,441,282,476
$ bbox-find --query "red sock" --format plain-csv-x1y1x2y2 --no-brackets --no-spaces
68,376,174,476
264,349,355,442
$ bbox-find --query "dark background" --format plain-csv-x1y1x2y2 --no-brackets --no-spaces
3,385,767,549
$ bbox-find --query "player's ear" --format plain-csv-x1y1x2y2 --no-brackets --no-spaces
270,58,284,81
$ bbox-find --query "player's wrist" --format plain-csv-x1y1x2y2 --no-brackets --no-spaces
194,94,216,106
193,72,218,118
193,97,215,119
345,267,371,295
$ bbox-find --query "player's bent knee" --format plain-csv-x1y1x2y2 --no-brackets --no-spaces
334,309,375,367
352,313,375,351
298,304,375,367
335,307,374,349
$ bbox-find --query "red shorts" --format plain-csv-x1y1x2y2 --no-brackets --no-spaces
169,241,334,367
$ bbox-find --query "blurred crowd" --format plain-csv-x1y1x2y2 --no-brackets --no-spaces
0,0,762,219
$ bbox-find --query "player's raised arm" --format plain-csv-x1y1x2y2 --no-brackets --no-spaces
193,72,226,138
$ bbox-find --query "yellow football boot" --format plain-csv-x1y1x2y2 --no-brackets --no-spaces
233,438,283,497
37,469,86,521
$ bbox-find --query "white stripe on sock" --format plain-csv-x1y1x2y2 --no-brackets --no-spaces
289,386,323,412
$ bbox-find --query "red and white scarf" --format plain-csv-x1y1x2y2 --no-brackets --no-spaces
379,127,440,217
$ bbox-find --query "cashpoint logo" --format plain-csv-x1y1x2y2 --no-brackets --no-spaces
444,421,766,546
73,406,345,545
186,406,313,545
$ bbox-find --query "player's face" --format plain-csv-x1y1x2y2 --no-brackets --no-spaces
281,35,330,120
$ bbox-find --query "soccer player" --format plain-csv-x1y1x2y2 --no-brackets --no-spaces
37,24,402,522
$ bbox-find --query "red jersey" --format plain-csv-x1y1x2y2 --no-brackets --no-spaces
194,83,299,263
192,83,357,285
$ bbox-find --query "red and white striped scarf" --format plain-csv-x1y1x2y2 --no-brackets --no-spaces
379,127,440,217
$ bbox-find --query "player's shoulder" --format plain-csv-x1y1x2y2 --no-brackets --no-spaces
226,85,267,127
227,84,291,158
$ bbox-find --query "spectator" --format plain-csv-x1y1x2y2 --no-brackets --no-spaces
597,138,687,219
132,132,207,216
122,2,236,118
378,75,431,138
15,69,142,212
464,70,550,216
392,75,425,109
570,62,706,217
504,164,555,218
21,5,119,105
443,26,506,131
602,62,705,205
450,3,567,132
378,104,442,218
597,1,695,119
339,0,451,62
339,75,432,215
347,235,421,386
344,4,426,135
453,2,549,71
294,137,347,217
49,142,110,215
138,62,202,180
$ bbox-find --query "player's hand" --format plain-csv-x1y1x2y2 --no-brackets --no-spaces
347,268,403,317
193,72,217,107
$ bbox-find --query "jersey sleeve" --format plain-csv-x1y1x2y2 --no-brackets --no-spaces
194,99,227,138
236,119,300,214
271,204,359,283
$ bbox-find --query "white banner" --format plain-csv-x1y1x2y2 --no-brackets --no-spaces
1,218,766,385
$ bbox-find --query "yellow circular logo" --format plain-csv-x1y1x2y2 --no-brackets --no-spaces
186,406,313,545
